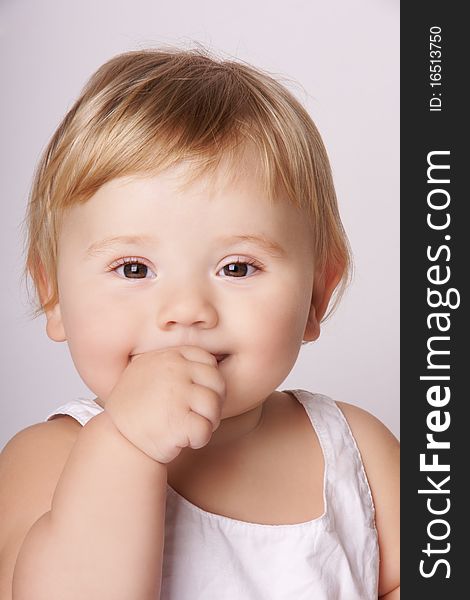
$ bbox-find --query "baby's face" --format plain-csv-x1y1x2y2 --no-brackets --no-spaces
49,152,319,418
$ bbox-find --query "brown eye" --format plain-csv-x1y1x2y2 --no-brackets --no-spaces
111,259,155,279
121,262,148,278
222,263,248,277
219,260,261,278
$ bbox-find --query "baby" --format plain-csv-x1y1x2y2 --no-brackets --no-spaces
0,47,399,599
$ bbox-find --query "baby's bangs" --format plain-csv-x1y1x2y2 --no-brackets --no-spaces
54,48,313,215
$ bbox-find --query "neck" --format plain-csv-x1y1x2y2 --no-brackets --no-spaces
204,402,265,448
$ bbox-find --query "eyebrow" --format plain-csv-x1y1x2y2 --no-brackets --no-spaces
85,235,159,258
216,234,287,258
85,233,287,259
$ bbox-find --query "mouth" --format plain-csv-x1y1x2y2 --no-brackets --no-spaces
130,351,229,364
213,354,229,364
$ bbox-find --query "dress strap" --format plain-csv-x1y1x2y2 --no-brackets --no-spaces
46,397,103,426
288,389,376,530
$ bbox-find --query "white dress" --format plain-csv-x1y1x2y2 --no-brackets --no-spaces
46,389,379,599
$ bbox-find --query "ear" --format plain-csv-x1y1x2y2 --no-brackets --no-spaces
45,302,66,342
37,263,66,343
303,262,344,342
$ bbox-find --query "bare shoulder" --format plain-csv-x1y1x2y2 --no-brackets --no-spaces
336,401,400,598
0,416,82,534
0,416,82,594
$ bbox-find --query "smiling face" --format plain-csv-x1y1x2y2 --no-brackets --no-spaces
44,149,326,421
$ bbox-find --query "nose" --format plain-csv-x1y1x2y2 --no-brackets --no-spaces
156,280,219,331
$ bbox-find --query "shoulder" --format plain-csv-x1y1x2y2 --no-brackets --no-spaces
1,415,82,466
335,401,400,598
335,400,399,458
0,417,81,594
0,416,82,529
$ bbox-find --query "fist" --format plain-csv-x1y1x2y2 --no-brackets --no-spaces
104,346,226,464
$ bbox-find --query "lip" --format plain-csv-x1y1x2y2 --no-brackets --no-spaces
130,350,229,363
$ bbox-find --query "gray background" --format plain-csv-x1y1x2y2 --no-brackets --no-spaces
0,0,399,449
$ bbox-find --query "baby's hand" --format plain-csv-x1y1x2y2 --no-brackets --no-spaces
104,346,226,464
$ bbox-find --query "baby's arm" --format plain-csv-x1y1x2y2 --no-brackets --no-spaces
0,417,80,597
1,412,167,600
336,401,400,599
2,346,223,600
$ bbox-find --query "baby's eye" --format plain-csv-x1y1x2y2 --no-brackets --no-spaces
218,258,262,278
108,258,155,279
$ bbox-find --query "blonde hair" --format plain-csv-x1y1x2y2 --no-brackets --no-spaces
22,44,353,330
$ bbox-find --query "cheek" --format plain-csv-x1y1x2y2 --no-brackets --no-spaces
245,289,310,369
60,293,138,401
